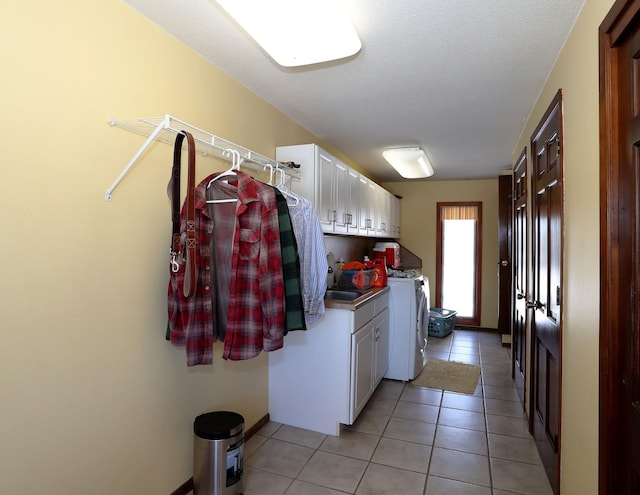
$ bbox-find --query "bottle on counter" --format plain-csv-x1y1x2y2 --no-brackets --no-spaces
336,258,344,286
363,255,374,269
327,265,335,289
326,252,336,288
372,258,388,287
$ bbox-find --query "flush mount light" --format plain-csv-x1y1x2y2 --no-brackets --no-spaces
383,147,434,179
215,0,361,67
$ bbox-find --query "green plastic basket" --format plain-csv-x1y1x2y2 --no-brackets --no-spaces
428,308,457,337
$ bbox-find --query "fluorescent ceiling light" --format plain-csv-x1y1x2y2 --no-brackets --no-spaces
383,147,434,179
215,0,361,67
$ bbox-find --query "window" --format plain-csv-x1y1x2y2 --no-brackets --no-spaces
436,202,482,326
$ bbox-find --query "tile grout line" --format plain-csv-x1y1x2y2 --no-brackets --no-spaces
422,334,452,493
248,331,534,494
481,345,496,493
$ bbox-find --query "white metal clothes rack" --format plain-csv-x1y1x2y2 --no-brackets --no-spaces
106,114,300,201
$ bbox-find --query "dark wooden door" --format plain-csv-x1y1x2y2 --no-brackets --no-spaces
530,91,563,494
498,175,513,338
512,150,528,408
600,1,640,493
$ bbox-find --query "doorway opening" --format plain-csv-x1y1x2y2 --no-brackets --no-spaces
436,202,482,326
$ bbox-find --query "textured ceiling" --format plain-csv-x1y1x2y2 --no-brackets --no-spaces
124,0,585,182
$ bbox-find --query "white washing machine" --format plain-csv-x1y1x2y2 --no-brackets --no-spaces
384,275,430,381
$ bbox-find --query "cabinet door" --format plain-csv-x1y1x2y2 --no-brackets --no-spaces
376,188,391,236
358,175,375,235
346,168,360,233
350,324,374,421
390,195,401,238
333,160,349,234
373,309,390,385
367,181,378,236
357,175,369,234
316,150,335,230
276,144,316,204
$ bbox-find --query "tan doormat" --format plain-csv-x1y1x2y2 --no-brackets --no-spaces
411,359,481,394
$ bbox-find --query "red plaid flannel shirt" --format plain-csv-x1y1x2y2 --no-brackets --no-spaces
168,170,285,366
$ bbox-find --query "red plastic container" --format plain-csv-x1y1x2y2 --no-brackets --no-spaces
373,242,401,269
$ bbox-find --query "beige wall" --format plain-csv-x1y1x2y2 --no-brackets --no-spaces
0,1,320,493
511,0,613,493
383,180,500,329
1,0,613,493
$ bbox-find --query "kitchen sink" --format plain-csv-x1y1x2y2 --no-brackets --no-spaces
325,289,366,301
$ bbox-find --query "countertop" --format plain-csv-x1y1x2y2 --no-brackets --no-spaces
324,286,389,310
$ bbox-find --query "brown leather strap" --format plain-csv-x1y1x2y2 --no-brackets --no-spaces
169,131,197,298
169,135,182,255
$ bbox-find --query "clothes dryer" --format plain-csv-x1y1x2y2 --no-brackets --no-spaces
384,275,430,381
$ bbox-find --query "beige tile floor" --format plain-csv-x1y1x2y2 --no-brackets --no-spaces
243,330,554,495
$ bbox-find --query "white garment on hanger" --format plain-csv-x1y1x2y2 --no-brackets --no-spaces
279,184,328,325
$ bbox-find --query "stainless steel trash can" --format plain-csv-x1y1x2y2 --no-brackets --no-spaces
193,411,244,495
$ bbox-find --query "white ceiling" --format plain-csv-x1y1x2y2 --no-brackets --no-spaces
124,0,585,182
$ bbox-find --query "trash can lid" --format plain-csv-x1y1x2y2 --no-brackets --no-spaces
194,411,244,440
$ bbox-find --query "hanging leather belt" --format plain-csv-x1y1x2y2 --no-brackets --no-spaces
169,130,197,298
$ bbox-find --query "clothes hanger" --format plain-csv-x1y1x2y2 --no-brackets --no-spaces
206,149,240,204
263,163,274,185
275,167,299,206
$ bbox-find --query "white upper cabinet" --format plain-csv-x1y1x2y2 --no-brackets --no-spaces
276,144,400,238
333,160,350,234
317,149,336,229
357,175,375,236
346,168,360,233
374,183,390,237
390,194,401,238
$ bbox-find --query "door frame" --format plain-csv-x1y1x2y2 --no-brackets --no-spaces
435,201,483,326
498,174,513,337
599,1,640,493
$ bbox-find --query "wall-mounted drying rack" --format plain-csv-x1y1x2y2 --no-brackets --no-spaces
106,114,301,202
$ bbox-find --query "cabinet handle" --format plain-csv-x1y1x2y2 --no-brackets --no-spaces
330,210,337,222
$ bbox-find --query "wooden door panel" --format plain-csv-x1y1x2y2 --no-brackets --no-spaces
633,403,640,473
600,3,640,493
533,337,560,447
535,187,550,312
513,305,526,388
535,340,547,425
549,181,562,325
531,90,563,494
515,207,526,295
512,150,527,407
547,352,560,451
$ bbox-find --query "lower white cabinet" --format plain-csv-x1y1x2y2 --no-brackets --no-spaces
351,308,389,419
374,310,390,384
268,290,389,436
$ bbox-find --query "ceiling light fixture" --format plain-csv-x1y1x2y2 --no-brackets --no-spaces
383,147,434,179
214,0,361,67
